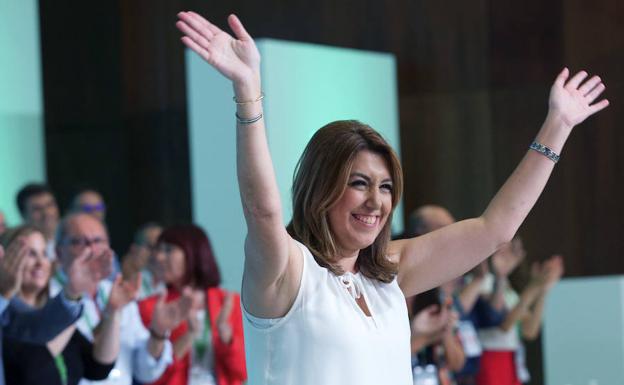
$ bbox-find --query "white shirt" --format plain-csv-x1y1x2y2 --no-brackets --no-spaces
477,273,520,351
242,241,412,385
50,274,173,385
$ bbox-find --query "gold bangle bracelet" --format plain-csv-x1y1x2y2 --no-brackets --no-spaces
233,92,265,105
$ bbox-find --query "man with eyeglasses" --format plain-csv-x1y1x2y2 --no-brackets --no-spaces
16,183,60,260
68,188,123,281
51,213,194,385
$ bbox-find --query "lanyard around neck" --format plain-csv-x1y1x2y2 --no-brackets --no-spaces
193,310,212,361
54,354,68,385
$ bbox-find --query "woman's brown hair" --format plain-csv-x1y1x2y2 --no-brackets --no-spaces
1,225,51,307
287,120,403,283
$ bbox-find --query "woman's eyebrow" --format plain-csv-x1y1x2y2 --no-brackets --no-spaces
349,172,371,181
350,172,393,184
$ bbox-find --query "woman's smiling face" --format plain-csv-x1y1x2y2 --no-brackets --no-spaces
327,150,393,258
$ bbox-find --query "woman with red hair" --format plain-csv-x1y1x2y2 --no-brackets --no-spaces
138,224,246,385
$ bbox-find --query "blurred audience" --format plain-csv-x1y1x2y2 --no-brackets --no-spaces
2,225,121,385
122,223,165,299
51,213,192,385
0,183,564,385
138,224,247,385
0,227,84,385
405,205,466,385
475,237,564,385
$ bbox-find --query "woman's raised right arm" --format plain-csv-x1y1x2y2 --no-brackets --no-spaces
176,12,302,317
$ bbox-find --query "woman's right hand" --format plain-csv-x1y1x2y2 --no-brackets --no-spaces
176,12,260,92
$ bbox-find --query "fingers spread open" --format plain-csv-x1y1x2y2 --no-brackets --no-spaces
578,75,601,95
554,67,569,87
589,99,610,114
566,70,588,90
585,83,606,104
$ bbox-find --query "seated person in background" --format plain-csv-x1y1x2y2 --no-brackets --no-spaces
0,227,84,385
16,183,60,261
69,188,107,223
68,188,121,280
453,261,505,385
405,205,465,385
1,225,132,385
139,224,247,385
411,288,464,385
475,237,564,385
51,213,193,385
121,223,165,299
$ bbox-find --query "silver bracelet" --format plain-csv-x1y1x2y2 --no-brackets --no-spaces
529,141,560,163
235,112,263,125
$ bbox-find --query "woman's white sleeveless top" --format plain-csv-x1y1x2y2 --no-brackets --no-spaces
242,241,412,385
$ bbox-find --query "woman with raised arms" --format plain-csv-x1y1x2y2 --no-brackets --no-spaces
176,11,608,385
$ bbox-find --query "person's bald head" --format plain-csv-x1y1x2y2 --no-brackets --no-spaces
56,213,110,271
406,205,455,237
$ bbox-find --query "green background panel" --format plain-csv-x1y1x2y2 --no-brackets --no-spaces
0,0,45,225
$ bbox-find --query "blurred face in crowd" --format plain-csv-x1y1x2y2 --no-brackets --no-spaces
57,214,111,277
141,226,164,279
0,211,6,236
155,242,186,289
141,226,163,253
25,193,59,240
412,205,455,235
20,231,52,295
74,190,106,222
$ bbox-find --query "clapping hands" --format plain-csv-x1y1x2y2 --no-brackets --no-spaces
491,237,526,278
64,247,113,299
107,273,141,311
530,254,565,292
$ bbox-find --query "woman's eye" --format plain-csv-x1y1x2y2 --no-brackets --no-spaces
381,183,393,192
349,180,367,188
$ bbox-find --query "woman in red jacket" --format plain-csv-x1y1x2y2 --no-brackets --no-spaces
138,224,246,385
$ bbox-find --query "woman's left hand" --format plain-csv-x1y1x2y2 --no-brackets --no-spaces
548,68,609,129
